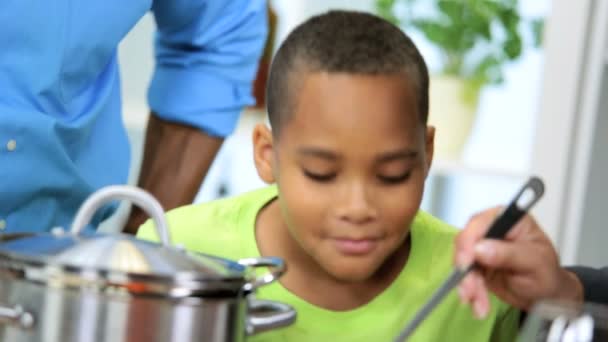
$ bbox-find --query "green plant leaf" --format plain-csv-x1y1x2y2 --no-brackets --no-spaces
531,18,545,47
437,0,465,22
374,0,540,90
498,7,520,32
504,36,522,59
471,55,495,83
411,19,455,50
375,0,400,26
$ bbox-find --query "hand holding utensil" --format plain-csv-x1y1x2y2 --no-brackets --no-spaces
394,176,545,342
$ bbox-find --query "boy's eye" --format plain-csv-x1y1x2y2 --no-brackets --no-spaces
378,171,411,184
303,170,336,182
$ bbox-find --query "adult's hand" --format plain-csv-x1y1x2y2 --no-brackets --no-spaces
454,207,583,318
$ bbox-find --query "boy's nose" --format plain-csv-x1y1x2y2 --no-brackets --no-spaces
336,183,377,224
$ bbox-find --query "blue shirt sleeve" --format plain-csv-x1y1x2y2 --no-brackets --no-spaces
148,0,268,137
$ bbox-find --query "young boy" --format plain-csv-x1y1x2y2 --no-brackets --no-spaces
138,10,519,341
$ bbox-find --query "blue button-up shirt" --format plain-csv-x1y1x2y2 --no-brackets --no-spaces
0,0,267,232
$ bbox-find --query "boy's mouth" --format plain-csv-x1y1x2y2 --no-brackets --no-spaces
331,237,379,256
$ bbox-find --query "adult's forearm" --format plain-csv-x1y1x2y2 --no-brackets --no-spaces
123,112,223,234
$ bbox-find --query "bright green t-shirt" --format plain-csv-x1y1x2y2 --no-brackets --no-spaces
138,186,519,342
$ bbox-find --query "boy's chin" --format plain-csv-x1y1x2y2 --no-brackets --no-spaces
324,263,380,283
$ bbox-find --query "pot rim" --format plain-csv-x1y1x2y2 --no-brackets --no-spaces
0,250,251,298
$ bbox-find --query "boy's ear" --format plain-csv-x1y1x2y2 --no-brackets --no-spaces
424,125,435,177
253,123,276,184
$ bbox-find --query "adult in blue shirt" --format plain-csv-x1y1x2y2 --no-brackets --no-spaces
0,1,268,233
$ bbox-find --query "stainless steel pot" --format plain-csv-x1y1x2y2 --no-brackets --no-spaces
0,186,295,341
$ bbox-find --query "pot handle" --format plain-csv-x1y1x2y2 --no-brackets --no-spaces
0,304,35,330
70,185,171,246
246,299,296,335
238,257,285,291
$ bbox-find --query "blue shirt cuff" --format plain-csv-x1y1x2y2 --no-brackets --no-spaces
148,67,254,137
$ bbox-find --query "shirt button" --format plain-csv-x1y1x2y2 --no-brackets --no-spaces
0,220,6,230
6,140,17,151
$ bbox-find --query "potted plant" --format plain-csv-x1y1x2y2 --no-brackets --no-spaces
376,0,543,159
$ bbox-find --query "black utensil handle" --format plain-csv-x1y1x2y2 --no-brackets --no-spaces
393,176,545,342
485,176,545,240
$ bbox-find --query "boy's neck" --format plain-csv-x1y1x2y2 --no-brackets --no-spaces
255,198,411,311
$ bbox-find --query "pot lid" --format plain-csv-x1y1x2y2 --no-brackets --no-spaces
0,186,284,297
0,228,246,279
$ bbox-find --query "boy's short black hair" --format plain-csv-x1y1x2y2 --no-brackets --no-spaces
266,10,429,137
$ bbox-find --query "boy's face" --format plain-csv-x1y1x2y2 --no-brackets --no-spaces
255,72,433,282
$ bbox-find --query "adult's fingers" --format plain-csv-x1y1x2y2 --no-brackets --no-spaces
504,213,545,242
455,207,503,267
474,239,542,273
472,275,490,319
458,273,477,304
459,272,490,317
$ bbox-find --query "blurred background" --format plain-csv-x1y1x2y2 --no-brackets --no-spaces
114,0,608,268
